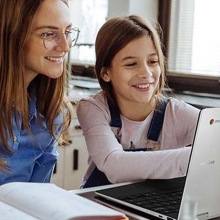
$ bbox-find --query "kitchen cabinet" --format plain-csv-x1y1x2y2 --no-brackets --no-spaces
52,105,88,190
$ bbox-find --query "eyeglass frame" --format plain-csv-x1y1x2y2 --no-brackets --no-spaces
31,27,80,50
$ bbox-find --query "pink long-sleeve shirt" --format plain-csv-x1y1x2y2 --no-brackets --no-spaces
76,91,200,187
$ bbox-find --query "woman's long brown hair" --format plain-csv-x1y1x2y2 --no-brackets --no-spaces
0,0,71,171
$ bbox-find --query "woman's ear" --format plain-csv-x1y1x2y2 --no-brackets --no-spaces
100,67,111,82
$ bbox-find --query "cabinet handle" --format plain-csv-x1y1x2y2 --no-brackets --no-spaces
73,149,78,170
53,163,57,174
74,125,81,130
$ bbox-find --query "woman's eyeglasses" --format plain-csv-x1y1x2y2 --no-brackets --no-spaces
32,27,80,50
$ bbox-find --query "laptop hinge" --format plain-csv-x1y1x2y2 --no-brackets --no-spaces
197,212,208,220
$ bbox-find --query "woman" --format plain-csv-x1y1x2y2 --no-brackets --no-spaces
76,15,200,188
0,0,79,184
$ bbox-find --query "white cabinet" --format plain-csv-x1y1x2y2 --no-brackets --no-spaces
51,146,64,188
52,105,89,190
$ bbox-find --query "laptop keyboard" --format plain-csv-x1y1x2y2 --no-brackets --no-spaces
118,188,183,215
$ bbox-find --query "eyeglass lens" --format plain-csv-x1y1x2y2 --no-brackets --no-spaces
44,29,79,50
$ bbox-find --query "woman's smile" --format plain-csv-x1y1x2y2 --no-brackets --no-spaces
45,56,65,63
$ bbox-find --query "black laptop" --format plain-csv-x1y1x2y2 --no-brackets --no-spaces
95,108,220,220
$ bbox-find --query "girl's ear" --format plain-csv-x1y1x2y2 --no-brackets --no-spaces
100,67,111,82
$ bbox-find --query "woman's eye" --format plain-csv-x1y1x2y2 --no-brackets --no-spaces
65,30,71,35
41,32,56,39
64,30,72,39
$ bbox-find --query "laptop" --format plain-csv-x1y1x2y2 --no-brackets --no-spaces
95,108,220,220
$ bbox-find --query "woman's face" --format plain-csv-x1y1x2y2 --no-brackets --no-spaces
106,36,161,109
24,0,72,87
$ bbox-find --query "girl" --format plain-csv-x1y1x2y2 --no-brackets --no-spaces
76,15,200,188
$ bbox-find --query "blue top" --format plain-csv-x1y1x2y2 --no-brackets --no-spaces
0,87,62,185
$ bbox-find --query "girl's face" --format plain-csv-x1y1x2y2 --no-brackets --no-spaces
24,0,72,87
106,36,161,110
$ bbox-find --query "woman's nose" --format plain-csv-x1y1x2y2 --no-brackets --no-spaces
55,34,70,52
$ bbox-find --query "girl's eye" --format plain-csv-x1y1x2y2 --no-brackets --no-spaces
125,62,136,67
149,60,159,65
41,32,56,39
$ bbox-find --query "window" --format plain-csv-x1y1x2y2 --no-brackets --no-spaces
159,0,220,95
68,0,108,64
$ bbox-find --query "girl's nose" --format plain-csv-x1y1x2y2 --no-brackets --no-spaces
138,64,153,78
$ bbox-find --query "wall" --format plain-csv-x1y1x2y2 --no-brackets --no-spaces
107,0,159,22
69,0,159,64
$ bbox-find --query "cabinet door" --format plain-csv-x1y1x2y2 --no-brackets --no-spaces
51,145,64,188
63,136,88,190
52,104,89,190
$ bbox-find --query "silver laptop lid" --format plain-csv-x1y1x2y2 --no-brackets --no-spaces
95,108,220,220
179,108,220,220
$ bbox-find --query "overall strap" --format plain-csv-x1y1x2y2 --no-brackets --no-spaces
107,98,122,128
147,97,169,141
83,97,169,188
107,96,169,141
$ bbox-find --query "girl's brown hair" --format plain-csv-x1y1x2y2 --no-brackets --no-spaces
0,0,71,170
95,15,166,107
